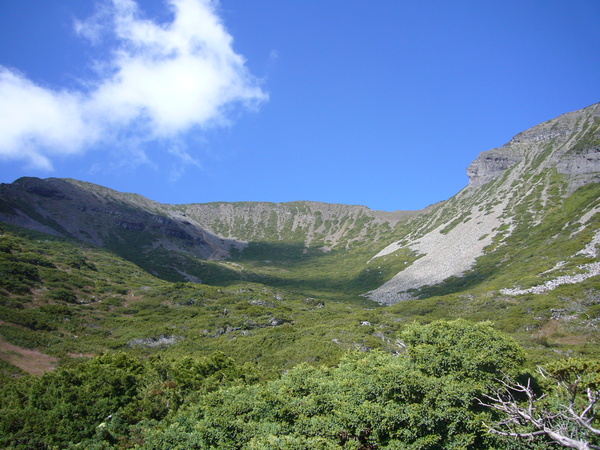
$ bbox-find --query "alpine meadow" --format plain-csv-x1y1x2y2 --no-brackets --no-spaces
0,102,598,448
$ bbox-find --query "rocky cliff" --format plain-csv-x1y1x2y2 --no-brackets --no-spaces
366,103,600,304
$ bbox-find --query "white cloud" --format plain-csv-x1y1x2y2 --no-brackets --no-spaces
0,68,95,170
0,0,267,169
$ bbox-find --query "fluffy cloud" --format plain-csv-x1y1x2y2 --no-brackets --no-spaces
0,0,267,169
0,69,95,170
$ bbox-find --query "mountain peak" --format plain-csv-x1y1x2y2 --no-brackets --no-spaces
466,102,600,191
367,102,600,304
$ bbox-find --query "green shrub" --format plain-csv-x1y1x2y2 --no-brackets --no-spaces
0,258,39,294
47,288,77,304
134,321,529,449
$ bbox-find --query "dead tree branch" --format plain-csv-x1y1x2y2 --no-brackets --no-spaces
479,371,600,450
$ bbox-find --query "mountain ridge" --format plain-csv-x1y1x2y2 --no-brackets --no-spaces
368,102,600,303
0,103,598,305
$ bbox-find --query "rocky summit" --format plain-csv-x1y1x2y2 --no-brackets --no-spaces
368,102,600,304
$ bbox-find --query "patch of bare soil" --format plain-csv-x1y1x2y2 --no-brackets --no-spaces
554,333,592,346
0,335,58,376
533,320,591,346
534,319,562,339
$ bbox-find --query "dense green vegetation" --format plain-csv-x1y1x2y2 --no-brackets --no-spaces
0,224,406,374
0,218,598,447
3,319,597,449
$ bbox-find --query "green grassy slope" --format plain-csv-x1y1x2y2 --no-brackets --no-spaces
0,223,407,379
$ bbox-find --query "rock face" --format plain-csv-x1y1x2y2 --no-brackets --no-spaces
467,104,600,190
556,141,600,194
466,148,522,188
366,102,600,304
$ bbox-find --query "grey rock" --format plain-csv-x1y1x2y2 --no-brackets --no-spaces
466,147,522,188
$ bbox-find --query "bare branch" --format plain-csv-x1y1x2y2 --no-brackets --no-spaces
480,376,600,449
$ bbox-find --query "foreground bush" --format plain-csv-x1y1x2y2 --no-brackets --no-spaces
0,352,252,449
2,319,584,448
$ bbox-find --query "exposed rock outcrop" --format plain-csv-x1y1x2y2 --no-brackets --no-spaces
367,102,600,304
467,103,600,191
466,148,522,188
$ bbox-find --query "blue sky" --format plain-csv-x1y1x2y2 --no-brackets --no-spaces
0,1,598,211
